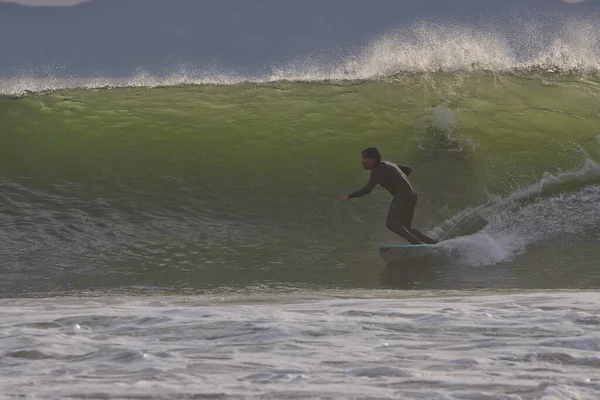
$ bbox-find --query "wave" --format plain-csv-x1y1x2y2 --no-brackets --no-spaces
273,17,600,81
2,17,600,96
431,155,600,267
1,67,599,291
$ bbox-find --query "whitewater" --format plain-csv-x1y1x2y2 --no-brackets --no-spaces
2,16,600,95
2,291,600,399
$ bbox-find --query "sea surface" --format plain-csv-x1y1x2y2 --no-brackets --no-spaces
1,2,600,398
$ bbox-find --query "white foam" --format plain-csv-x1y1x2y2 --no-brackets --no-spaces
0,69,250,96
530,18,600,71
261,17,600,81
434,158,600,266
1,17,599,95
1,292,599,399
413,102,468,152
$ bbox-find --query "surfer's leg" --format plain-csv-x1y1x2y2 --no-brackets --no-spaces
404,193,438,244
408,228,438,244
386,197,423,245
386,223,422,244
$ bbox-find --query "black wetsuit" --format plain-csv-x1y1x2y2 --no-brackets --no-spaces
348,161,436,244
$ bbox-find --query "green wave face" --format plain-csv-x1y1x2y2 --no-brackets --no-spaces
2,72,600,293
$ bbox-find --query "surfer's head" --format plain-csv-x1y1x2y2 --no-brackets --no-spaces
361,147,381,169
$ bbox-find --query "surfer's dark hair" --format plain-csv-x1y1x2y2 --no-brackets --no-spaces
362,147,381,164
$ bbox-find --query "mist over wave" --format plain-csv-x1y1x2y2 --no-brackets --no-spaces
2,17,600,96
335,18,600,78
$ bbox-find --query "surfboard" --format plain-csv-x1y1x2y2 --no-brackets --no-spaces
378,243,437,262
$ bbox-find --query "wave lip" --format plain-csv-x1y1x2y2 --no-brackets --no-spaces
2,17,600,95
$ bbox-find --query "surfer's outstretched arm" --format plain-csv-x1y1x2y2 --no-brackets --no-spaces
338,171,377,203
348,172,378,199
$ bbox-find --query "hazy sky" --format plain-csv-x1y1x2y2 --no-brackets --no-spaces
1,0,589,5
4,0,89,6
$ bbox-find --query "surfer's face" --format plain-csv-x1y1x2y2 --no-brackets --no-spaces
361,155,376,169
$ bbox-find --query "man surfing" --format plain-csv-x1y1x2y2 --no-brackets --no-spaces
338,147,437,245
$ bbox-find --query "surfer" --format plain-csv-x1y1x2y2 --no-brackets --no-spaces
338,147,437,245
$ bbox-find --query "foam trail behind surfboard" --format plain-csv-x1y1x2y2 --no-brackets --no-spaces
378,243,439,263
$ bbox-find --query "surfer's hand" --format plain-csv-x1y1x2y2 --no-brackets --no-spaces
338,195,349,203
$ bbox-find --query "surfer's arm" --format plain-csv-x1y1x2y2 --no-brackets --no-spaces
397,164,412,177
348,172,377,199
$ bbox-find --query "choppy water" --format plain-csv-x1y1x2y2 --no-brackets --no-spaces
2,291,600,399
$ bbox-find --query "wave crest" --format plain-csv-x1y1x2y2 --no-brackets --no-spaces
281,17,600,80
1,17,599,95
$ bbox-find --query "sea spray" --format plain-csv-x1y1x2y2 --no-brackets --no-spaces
2,17,600,96
413,102,465,152
434,158,600,266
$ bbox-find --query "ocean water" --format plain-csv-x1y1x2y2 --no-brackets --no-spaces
2,292,600,399
1,2,600,398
